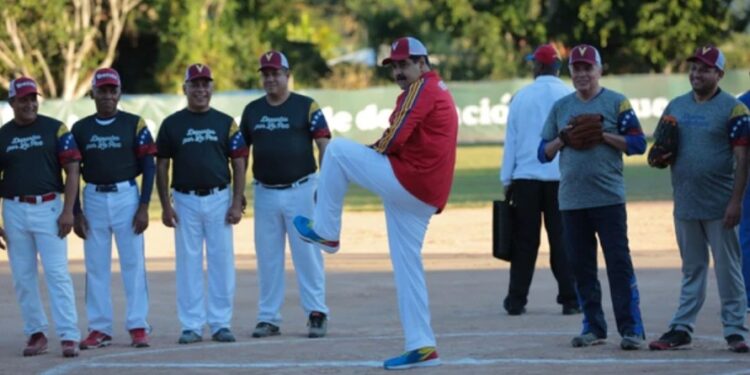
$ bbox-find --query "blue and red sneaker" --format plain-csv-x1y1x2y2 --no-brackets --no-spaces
383,346,441,370
293,216,340,254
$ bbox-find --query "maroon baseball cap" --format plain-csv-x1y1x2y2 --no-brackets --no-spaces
8,77,39,99
184,63,213,82
687,45,725,71
568,44,602,66
525,44,559,65
259,51,290,71
92,68,121,87
381,37,428,65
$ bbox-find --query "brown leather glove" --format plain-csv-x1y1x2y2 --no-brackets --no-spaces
647,115,678,169
559,114,604,150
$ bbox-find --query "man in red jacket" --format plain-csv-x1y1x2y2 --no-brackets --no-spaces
294,36,458,370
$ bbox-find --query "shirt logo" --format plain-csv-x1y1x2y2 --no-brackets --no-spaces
182,128,218,144
254,116,290,131
7,135,43,152
86,134,122,150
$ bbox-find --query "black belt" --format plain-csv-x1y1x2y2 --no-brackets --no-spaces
91,179,136,193
256,177,309,190
174,185,228,196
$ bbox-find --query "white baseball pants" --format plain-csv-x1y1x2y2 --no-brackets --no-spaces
173,189,235,335
3,196,80,341
312,138,437,351
82,182,149,335
254,175,328,325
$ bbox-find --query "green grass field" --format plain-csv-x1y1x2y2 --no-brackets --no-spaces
145,144,672,216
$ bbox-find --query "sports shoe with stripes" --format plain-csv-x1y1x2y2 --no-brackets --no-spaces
80,330,112,350
383,347,441,370
293,216,340,254
23,332,48,356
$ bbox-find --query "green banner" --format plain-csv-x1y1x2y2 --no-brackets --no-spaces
1,70,747,143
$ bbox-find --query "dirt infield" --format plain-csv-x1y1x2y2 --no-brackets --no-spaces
1,201,750,374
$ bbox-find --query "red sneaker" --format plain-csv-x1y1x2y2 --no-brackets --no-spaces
130,328,150,348
79,330,112,350
23,332,48,357
61,340,79,358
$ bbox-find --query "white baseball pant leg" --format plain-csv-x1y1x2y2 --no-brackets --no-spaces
3,197,80,341
83,183,149,336
174,189,235,335
255,176,327,325
313,138,437,350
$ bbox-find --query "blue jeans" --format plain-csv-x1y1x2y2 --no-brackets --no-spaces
740,189,750,308
561,204,645,338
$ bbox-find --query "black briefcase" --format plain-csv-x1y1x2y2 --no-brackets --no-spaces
492,198,515,261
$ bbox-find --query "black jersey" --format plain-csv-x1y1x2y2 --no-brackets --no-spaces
240,93,331,185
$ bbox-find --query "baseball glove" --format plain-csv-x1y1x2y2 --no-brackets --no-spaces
647,115,678,169
559,113,604,150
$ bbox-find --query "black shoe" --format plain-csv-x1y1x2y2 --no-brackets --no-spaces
726,334,749,353
649,329,691,350
562,304,582,315
308,311,328,338
252,322,280,338
503,299,526,316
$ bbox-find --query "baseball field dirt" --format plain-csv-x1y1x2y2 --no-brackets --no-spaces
1,201,749,374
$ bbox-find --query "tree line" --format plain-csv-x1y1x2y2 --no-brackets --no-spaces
1,0,749,100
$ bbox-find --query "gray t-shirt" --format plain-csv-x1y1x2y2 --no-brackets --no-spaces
541,88,644,210
665,90,750,220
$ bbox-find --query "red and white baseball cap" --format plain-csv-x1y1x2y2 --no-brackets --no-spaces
687,45,725,71
184,63,213,82
525,44,560,65
259,51,290,71
8,77,40,99
381,37,428,65
568,44,602,66
92,68,121,87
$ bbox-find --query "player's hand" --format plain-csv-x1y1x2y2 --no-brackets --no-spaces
240,195,247,214
133,205,149,234
162,206,178,228
226,201,242,225
57,210,75,238
723,199,741,228
0,226,7,250
73,213,89,240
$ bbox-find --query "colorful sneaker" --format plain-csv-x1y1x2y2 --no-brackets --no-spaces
726,334,749,353
571,332,606,347
649,329,691,350
130,328,150,348
252,322,280,338
177,330,202,344
212,328,236,343
293,216,340,254
79,330,112,350
61,340,79,358
308,311,328,338
620,333,644,350
383,347,441,370
22,332,48,357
